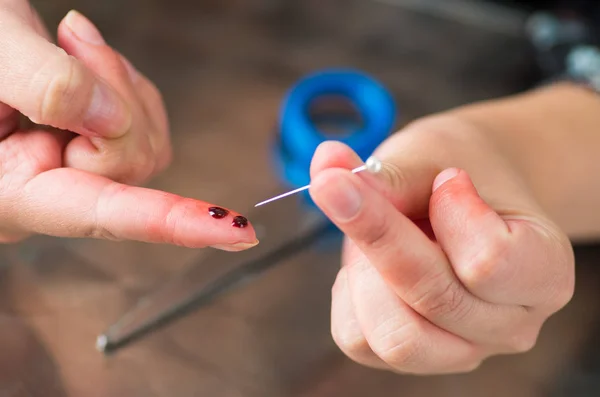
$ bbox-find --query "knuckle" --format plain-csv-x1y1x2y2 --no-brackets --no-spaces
331,326,371,363
506,330,539,353
552,280,575,312
379,160,408,194
458,360,483,373
90,183,125,240
144,79,164,103
356,211,393,251
369,319,421,369
36,54,91,126
134,149,156,182
101,50,132,82
549,242,576,311
97,141,155,185
108,51,130,79
459,234,510,288
547,274,575,314
151,130,173,174
160,143,174,169
127,149,153,180
86,225,122,241
360,222,389,250
410,275,471,321
141,78,168,125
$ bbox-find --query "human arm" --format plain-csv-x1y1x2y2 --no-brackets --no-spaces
455,82,600,242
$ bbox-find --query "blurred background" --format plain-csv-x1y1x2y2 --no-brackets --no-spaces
1,0,600,396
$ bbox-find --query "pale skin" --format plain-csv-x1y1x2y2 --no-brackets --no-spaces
308,83,600,373
0,2,258,250
3,1,600,375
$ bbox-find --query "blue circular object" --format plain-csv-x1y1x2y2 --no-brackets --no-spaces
277,69,397,189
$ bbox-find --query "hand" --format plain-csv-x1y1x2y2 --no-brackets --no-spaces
308,114,575,374
0,3,257,250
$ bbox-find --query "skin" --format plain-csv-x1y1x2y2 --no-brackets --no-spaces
309,82,600,374
3,0,600,377
0,2,258,251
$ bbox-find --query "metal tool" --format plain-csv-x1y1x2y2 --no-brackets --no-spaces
97,193,332,352
97,69,397,353
97,157,382,352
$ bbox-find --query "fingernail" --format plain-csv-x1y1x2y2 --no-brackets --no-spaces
314,173,362,221
211,239,259,252
433,168,460,192
64,10,106,45
84,82,132,137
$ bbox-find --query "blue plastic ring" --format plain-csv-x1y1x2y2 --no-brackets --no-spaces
279,68,396,189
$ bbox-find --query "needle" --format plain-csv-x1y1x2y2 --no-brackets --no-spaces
255,156,382,207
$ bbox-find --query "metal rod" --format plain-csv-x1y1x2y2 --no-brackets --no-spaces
254,156,381,207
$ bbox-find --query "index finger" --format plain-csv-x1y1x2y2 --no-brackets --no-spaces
309,167,526,346
18,167,258,251
310,167,449,293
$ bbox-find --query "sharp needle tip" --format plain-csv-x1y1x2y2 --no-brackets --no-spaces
254,158,379,207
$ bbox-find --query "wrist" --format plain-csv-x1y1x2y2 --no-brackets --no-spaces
450,83,600,240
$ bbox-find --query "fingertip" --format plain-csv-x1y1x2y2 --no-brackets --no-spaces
56,13,134,139
310,141,362,178
430,168,489,219
429,168,509,286
61,10,105,46
210,238,260,252
432,168,462,193
118,54,140,83
310,168,363,222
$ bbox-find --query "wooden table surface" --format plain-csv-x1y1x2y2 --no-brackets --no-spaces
2,1,600,396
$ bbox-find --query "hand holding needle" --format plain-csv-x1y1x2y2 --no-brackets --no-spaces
255,156,383,207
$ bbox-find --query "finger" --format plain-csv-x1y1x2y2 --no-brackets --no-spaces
345,257,480,374
310,141,363,177
0,10,131,138
57,11,165,183
310,141,438,239
331,255,391,370
0,104,13,118
430,168,575,311
309,166,465,314
118,55,169,136
0,104,17,138
17,167,258,251
57,11,138,106
27,3,53,40
310,141,402,208
310,167,530,348
1,1,53,40
118,53,172,173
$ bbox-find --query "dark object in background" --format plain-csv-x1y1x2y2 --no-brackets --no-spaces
491,0,600,23
499,0,600,89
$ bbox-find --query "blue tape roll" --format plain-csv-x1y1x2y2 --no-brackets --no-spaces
275,68,397,191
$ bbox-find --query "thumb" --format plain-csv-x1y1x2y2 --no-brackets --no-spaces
310,139,438,219
0,10,131,138
429,168,574,310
